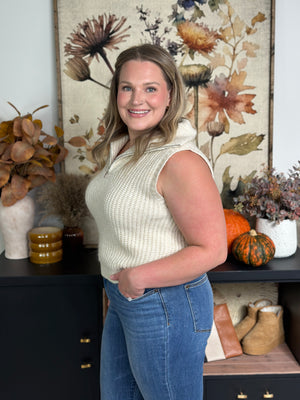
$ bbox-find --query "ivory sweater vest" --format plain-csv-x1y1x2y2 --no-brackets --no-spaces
85,119,212,281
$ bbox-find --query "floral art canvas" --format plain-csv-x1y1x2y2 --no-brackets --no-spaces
54,0,274,207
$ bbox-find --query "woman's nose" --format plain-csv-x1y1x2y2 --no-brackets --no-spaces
131,89,144,105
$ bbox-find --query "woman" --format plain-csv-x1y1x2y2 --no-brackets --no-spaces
85,43,227,400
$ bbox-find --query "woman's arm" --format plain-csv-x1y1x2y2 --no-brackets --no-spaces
111,150,227,298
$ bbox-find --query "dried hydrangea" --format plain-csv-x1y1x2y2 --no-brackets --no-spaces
234,161,300,223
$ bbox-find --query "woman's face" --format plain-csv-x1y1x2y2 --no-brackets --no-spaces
117,60,171,139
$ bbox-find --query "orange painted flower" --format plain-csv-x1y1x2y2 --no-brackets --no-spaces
177,21,220,54
196,71,257,131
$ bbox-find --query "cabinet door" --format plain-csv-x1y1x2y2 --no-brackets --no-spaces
204,375,300,400
0,281,101,400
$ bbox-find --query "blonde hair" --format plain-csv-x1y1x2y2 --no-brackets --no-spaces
93,43,187,169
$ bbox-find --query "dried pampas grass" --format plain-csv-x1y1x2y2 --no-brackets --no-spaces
37,173,91,228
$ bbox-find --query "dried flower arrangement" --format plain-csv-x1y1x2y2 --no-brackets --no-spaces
234,161,300,223
36,172,91,228
0,102,68,206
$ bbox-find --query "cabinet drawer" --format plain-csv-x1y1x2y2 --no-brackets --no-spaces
204,374,300,399
0,282,101,400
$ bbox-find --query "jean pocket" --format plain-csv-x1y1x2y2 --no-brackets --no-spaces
184,274,213,333
117,287,158,302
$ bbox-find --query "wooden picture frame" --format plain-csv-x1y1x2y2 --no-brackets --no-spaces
54,0,275,207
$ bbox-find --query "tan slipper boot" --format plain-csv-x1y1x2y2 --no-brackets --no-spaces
242,305,285,355
235,299,272,341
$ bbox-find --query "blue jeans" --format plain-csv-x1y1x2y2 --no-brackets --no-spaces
101,274,213,400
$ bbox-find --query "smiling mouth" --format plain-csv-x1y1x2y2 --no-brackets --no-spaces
129,110,150,115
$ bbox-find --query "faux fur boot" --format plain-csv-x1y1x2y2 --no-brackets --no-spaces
235,299,272,341
242,305,285,355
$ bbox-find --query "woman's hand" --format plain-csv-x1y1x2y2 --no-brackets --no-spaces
110,268,145,299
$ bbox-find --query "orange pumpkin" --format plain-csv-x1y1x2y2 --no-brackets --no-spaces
232,229,275,267
224,209,251,253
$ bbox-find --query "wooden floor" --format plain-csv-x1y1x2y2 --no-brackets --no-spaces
203,343,300,376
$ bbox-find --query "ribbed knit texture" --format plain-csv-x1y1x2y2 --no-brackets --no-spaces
85,120,212,281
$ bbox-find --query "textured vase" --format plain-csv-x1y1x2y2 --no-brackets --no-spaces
0,195,35,259
255,218,298,258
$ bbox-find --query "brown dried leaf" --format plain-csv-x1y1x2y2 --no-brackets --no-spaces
27,165,55,181
33,119,43,129
0,165,11,187
13,117,24,137
0,120,13,138
21,118,35,137
11,174,31,200
11,141,35,162
0,143,8,156
1,184,18,206
1,143,13,161
34,155,53,167
55,125,64,138
42,134,58,146
27,174,48,188
53,145,68,164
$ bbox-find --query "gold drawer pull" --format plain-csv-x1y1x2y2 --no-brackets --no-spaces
80,338,91,343
237,393,248,399
81,362,92,369
264,391,274,399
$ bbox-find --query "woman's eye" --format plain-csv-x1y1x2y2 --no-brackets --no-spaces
146,87,157,93
120,86,132,92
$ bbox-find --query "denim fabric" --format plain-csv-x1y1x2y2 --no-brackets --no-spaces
101,274,213,400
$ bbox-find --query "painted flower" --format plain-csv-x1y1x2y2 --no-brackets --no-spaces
177,0,207,10
64,57,91,81
179,64,211,87
177,21,220,54
64,14,131,73
196,72,256,131
207,121,225,137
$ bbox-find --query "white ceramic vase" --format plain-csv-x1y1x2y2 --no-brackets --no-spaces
255,218,298,258
0,195,35,259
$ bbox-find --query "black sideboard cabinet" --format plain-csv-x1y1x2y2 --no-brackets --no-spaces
0,248,300,400
0,249,102,400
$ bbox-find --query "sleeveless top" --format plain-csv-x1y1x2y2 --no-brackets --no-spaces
85,119,212,281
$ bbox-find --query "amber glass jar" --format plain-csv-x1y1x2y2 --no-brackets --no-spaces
28,227,63,264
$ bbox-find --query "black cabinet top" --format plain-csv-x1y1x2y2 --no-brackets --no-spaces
208,248,300,283
0,248,100,286
0,247,299,285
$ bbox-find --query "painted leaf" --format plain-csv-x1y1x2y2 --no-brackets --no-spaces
11,141,35,162
79,164,95,175
232,16,245,37
219,133,265,156
85,128,93,140
252,12,266,27
68,136,87,147
242,41,259,57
